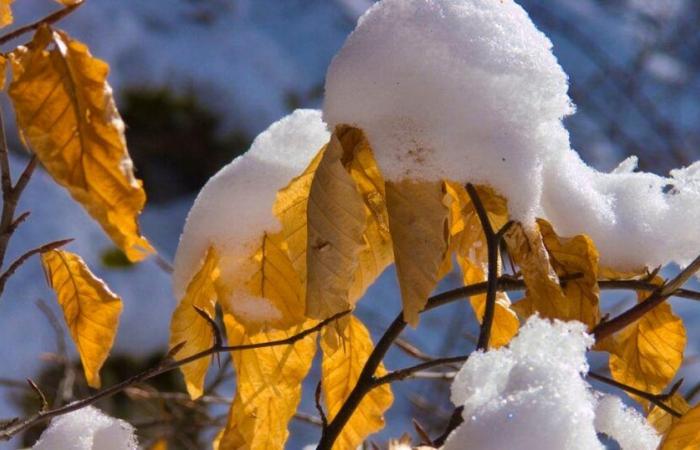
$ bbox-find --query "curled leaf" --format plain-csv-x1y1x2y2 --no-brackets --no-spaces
41,249,122,388
661,403,700,450
9,26,153,261
169,246,219,399
321,315,394,449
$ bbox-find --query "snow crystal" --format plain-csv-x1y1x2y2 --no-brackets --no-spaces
324,0,700,271
444,316,659,450
32,406,137,450
172,109,329,321
594,395,661,450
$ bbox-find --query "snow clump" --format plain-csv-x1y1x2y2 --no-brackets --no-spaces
32,406,137,450
324,0,700,271
172,109,329,322
444,316,660,450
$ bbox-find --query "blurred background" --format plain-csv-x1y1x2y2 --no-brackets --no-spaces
0,0,698,448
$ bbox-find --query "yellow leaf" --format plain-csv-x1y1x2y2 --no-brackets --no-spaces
605,279,686,402
505,222,568,320
446,182,517,348
648,394,691,437
41,249,122,388
305,132,367,320
217,315,317,450
242,231,305,331
148,439,168,450
0,0,12,28
386,179,449,326
661,403,700,450
55,0,82,5
9,26,153,262
537,219,600,328
169,246,219,399
321,315,393,449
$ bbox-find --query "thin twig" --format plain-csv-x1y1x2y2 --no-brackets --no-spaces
36,299,75,406
587,371,682,417
0,238,72,297
0,2,84,46
0,310,349,440
315,381,328,430
593,254,700,341
372,355,468,387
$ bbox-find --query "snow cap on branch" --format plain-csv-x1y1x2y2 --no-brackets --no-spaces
445,316,660,450
32,406,137,450
172,109,329,320
324,0,700,271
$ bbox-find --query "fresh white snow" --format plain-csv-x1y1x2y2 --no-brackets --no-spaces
32,406,138,450
324,0,700,271
172,109,329,321
444,316,660,450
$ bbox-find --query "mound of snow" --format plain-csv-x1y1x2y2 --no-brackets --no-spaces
32,406,137,450
444,316,660,450
172,109,329,320
324,0,700,271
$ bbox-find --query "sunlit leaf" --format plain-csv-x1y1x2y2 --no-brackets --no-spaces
9,26,153,261
0,0,12,28
446,182,517,348
648,394,691,437
661,403,700,450
305,132,367,319
321,315,393,449
386,179,449,326
41,249,122,388
537,219,600,328
168,246,219,399
217,315,317,450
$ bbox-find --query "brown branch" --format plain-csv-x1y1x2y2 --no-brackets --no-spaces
0,310,349,441
0,1,84,46
372,355,468,387
593,254,700,341
465,183,513,350
0,239,72,297
315,381,328,430
587,371,682,418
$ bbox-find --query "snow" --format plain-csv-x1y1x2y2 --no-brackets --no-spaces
172,109,329,322
444,316,659,450
32,406,138,450
324,0,700,271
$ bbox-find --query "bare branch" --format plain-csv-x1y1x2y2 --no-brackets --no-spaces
587,371,682,418
0,239,73,297
372,355,468,387
0,1,84,46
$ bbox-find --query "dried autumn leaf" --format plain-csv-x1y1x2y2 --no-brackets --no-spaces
321,315,394,450
604,278,686,402
41,249,122,388
0,0,12,28
305,133,367,319
243,231,306,330
446,182,518,348
661,403,700,450
537,219,600,328
386,179,449,326
648,394,691,437
169,246,219,399
9,26,153,261
218,315,317,450
505,222,568,320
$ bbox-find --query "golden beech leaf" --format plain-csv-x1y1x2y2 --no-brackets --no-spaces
386,179,450,326
321,315,394,450
168,246,219,400
661,403,700,450
305,133,368,319
536,219,600,328
0,0,12,28
603,277,686,402
41,249,122,388
648,394,691,437
504,222,569,320
217,315,317,450
242,231,306,331
9,26,153,262
446,182,518,348
55,0,82,5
